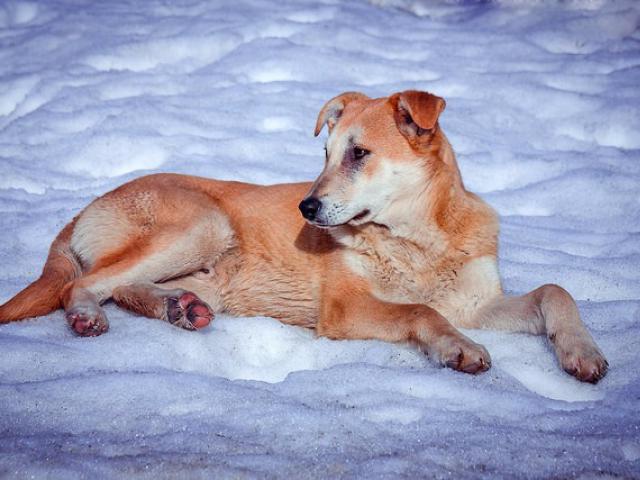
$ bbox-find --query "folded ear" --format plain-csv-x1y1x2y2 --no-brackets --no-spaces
390,90,446,140
314,92,369,136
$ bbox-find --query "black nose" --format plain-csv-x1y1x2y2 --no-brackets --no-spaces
299,197,322,221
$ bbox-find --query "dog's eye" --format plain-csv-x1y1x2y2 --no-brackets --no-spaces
353,146,369,160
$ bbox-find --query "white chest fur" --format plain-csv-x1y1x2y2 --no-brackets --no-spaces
339,226,502,327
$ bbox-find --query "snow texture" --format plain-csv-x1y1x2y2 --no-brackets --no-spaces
0,0,639,478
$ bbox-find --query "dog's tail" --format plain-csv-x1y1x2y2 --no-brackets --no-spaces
0,219,81,323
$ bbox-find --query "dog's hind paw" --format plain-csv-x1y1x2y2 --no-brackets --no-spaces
66,306,109,337
165,292,213,330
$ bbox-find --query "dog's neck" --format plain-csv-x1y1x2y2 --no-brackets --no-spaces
377,131,467,240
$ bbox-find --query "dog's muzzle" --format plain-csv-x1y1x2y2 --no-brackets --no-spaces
298,197,322,221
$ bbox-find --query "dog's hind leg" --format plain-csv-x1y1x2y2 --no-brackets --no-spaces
112,283,213,330
63,243,212,336
64,211,235,337
468,284,608,383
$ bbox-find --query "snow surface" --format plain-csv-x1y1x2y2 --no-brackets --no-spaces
0,0,639,478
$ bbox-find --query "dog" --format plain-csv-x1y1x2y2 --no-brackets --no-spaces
0,90,608,383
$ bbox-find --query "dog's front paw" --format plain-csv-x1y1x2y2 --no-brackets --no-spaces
552,334,608,383
66,306,109,337
431,335,491,374
165,292,213,330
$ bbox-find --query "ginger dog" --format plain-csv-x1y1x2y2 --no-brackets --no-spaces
0,90,608,383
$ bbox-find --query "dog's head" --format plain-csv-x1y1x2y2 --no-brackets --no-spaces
299,90,451,228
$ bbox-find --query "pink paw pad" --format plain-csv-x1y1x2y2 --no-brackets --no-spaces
167,292,213,330
66,310,109,337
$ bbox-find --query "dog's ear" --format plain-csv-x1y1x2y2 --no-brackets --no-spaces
314,92,369,136
390,90,446,140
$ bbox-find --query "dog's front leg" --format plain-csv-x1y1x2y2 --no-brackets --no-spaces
469,284,608,383
317,282,491,374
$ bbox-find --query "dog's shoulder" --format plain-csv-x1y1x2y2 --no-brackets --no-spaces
442,190,499,259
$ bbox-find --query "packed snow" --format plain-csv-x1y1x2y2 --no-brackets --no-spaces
1,0,639,477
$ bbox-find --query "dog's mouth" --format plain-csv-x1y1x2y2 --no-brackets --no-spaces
312,209,371,228
349,209,371,223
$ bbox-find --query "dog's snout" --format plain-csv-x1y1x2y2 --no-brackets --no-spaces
299,197,322,221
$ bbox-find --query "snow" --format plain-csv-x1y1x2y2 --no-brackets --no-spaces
0,0,639,477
